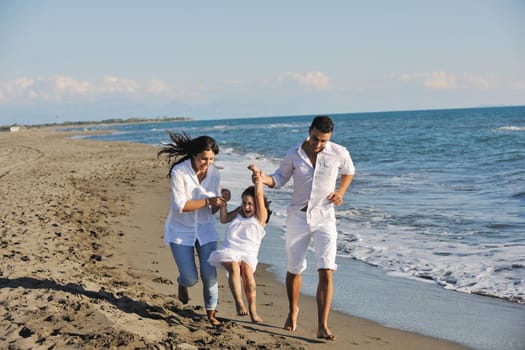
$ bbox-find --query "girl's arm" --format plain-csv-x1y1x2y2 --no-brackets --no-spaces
249,165,268,226
219,188,239,223
221,206,241,223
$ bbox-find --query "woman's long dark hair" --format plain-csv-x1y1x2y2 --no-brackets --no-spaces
158,131,219,177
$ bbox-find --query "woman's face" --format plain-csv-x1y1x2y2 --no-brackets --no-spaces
192,150,215,173
241,194,256,218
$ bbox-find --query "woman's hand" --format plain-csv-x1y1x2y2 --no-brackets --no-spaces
208,196,226,207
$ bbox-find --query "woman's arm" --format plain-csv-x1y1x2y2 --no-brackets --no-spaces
182,197,224,212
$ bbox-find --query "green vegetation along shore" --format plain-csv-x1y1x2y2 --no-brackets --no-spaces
1,116,191,130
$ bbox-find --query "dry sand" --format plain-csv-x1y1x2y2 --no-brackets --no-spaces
0,128,471,349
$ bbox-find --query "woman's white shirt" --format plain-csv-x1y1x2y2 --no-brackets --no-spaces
164,158,220,246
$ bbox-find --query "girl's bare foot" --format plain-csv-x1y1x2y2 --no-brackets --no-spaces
207,309,221,326
284,307,299,331
236,303,248,316
250,312,263,323
317,326,336,340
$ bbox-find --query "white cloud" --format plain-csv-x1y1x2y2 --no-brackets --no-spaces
462,73,492,89
5,77,36,96
510,80,525,90
425,71,457,89
398,71,525,91
224,79,242,85
279,71,331,91
101,76,138,93
401,71,457,90
0,72,335,106
145,79,168,94
0,76,145,103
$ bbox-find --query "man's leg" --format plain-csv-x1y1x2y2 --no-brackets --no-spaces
284,210,309,331
316,268,335,340
284,271,302,331
312,221,337,340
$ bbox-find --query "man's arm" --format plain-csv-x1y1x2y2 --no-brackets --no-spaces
260,173,276,188
327,174,353,206
252,150,295,189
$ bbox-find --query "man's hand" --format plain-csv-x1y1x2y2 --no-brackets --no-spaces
327,192,343,206
248,164,263,184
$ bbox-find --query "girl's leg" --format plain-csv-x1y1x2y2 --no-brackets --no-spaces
196,241,220,325
223,261,248,316
169,243,198,304
240,262,262,323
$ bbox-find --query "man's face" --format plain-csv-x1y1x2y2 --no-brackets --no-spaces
307,127,331,153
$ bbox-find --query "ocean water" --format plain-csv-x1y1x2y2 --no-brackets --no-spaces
69,106,525,306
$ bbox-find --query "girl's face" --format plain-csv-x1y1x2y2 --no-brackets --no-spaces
192,150,215,173
241,194,256,217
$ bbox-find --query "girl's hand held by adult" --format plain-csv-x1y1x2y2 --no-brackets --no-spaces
208,196,225,208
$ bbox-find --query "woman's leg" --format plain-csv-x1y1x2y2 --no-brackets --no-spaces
196,241,220,325
169,243,198,304
223,261,248,316
240,262,262,323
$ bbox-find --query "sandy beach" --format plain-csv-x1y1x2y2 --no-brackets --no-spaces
0,128,471,349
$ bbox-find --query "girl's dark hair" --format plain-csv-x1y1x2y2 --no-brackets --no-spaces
158,131,219,177
242,186,272,223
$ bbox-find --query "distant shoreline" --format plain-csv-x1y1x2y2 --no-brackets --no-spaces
0,116,191,130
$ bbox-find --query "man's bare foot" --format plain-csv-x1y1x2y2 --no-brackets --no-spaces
283,307,299,331
178,284,189,304
207,309,221,326
317,327,336,340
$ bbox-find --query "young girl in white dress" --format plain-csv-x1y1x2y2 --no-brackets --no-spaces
208,165,271,323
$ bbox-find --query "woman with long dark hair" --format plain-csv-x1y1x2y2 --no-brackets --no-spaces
158,131,226,325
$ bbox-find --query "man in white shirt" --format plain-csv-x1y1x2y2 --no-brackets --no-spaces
255,116,354,340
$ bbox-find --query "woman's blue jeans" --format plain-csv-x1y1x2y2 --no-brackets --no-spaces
169,240,218,310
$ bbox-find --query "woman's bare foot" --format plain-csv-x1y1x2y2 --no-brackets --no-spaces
284,307,299,331
178,284,189,304
317,326,336,340
207,309,221,326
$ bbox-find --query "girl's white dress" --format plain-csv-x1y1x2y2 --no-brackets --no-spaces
208,214,266,271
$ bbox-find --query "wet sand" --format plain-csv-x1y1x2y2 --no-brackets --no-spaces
0,128,471,349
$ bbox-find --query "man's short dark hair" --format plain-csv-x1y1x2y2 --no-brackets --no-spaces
310,115,334,133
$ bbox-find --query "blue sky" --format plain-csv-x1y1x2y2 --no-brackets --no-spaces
1,0,524,125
